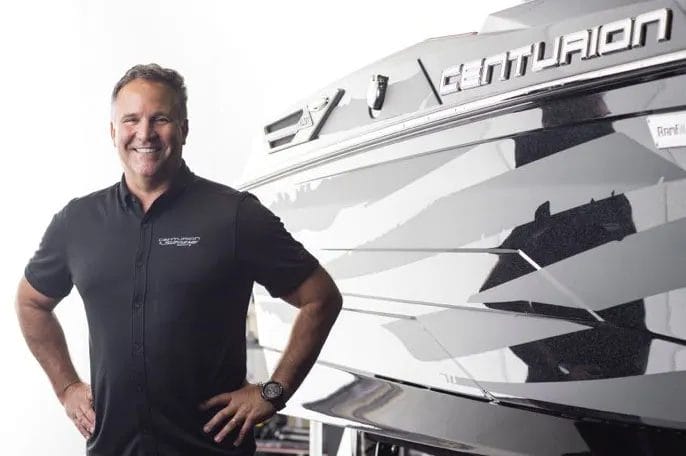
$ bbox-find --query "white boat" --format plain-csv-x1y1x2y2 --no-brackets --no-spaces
241,1,686,453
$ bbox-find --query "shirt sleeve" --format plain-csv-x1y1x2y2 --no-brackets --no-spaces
236,192,319,298
24,206,73,299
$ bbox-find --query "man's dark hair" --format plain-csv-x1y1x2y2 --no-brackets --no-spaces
111,63,188,119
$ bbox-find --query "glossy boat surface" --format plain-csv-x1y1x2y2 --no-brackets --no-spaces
241,1,686,453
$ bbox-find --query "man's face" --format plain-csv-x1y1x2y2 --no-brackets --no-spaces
110,79,188,184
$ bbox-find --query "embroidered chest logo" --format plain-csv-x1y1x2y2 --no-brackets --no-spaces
158,236,201,247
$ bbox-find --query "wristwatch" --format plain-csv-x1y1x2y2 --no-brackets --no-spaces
259,380,286,410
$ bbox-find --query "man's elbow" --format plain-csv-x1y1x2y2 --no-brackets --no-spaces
306,275,342,324
290,266,342,322
323,283,343,323
332,287,343,311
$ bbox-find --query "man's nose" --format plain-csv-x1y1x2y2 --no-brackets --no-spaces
136,119,157,141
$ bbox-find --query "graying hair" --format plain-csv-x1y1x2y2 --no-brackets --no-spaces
111,63,188,119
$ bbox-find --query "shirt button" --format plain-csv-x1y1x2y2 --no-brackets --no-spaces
134,343,143,352
136,384,144,393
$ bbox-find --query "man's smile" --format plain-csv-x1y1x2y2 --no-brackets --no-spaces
132,146,161,154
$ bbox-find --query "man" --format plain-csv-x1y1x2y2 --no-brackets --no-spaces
15,64,342,455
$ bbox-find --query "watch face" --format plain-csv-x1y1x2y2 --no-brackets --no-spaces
262,381,283,400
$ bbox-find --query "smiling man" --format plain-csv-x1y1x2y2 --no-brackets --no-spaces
16,64,342,456
112,76,188,202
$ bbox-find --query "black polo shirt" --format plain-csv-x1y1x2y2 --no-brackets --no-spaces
25,162,318,456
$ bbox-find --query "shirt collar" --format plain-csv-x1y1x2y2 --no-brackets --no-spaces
117,160,195,209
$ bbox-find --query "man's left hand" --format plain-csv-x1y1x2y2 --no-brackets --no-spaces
199,383,276,446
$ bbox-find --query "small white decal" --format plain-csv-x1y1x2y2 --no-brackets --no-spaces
647,112,686,148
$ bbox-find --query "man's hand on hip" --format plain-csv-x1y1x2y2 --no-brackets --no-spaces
59,381,95,439
199,383,276,447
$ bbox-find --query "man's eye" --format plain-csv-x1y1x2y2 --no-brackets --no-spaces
154,117,170,123
122,118,137,124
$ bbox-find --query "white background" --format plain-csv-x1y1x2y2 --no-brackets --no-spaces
0,1,519,454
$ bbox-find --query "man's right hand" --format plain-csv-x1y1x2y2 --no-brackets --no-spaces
59,381,96,439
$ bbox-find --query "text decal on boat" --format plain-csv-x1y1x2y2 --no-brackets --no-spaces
439,8,672,95
647,111,686,148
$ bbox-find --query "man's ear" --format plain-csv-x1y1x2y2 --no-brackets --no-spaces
110,122,116,147
181,118,189,145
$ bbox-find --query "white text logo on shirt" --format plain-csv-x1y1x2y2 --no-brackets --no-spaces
158,236,201,247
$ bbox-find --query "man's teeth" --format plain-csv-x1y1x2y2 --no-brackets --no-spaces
136,147,158,153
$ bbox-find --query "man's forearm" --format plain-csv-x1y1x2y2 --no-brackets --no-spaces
16,303,81,401
270,294,342,399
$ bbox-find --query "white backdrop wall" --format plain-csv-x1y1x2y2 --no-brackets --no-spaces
0,1,520,454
